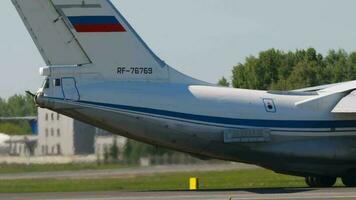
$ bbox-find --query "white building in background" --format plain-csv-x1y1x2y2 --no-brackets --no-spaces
0,133,38,157
0,110,127,164
0,133,10,155
37,108,96,156
8,135,37,156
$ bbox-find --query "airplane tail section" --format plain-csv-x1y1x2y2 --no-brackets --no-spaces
13,0,205,84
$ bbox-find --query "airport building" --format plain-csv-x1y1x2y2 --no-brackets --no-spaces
37,108,96,156
8,135,37,156
37,108,127,158
0,109,128,162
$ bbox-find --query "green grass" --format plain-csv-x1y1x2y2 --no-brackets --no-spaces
0,163,127,174
0,169,344,193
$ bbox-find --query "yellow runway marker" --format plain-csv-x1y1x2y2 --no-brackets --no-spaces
189,177,199,190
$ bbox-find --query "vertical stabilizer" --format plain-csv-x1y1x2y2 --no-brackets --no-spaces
13,0,206,84
12,0,91,66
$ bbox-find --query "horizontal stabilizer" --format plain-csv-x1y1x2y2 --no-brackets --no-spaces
293,83,340,92
332,91,356,113
295,80,356,109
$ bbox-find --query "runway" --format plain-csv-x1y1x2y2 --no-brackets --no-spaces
1,188,356,200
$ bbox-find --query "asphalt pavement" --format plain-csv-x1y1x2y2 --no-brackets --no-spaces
0,188,355,200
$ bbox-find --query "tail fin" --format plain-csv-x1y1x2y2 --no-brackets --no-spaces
12,0,205,84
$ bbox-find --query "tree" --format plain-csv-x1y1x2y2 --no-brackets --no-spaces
218,77,230,87
232,48,356,91
109,137,119,161
0,93,37,135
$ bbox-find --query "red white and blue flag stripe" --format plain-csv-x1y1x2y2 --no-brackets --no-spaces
68,16,126,32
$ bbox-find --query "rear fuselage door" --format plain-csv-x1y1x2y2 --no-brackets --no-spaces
61,77,80,101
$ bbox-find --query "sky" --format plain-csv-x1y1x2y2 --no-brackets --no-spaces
0,0,355,98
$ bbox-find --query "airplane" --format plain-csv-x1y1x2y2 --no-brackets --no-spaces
12,0,356,188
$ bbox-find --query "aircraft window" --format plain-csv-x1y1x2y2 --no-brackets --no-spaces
55,79,61,87
267,91,318,96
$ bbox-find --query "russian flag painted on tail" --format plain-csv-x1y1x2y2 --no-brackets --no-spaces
68,16,126,32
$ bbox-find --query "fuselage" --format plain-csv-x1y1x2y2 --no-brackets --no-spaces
37,78,356,177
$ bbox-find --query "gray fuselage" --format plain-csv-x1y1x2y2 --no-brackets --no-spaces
36,79,356,177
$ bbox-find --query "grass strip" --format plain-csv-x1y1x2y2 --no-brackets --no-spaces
0,169,344,193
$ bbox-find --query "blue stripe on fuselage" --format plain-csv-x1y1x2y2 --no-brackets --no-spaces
45,97,356,129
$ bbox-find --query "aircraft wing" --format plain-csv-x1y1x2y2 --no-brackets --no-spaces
331,91,356,113
295,80,356,112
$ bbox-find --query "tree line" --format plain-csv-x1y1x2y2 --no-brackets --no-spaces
0,94,37,134
219,48,356,90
